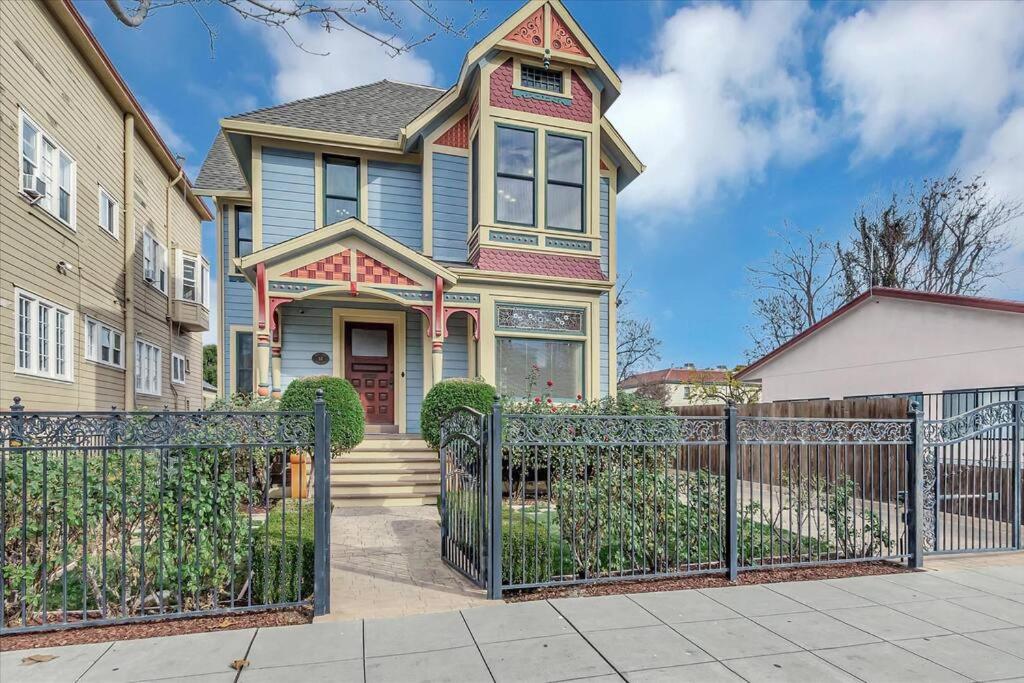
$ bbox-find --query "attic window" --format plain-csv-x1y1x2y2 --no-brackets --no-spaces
521,65,563,93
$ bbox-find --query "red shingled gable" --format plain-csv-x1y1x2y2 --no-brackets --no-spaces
490,59,593,124
475,247,606,281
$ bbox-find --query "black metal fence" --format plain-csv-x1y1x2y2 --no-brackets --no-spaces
439,399,1022,598
1,395,332,634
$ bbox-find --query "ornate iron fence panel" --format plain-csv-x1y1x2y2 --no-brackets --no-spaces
1,396,332,634
439,407,489,587
922,400,1023,555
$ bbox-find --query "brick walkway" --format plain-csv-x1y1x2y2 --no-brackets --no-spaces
325,506,489,621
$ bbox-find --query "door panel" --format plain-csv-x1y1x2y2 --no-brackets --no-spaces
345,322,394,424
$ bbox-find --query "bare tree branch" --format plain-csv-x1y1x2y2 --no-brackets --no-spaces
615,273,663,384
105,0,152,28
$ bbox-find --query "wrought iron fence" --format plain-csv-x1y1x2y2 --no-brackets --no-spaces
440,401,927,597
1,395,332,634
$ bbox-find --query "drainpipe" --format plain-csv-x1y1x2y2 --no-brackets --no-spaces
123,114,136,410
167,165,185,409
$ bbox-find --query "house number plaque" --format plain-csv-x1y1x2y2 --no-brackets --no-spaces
312,352,329,366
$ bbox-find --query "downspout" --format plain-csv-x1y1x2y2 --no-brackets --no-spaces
123,114,136,410
167,165,185,409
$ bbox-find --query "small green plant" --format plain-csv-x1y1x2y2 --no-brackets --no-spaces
421,379,497,450
279,376,364,451
251,499,315,604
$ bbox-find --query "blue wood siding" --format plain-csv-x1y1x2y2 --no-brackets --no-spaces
442,314,469,379
280,301,334,387
600,292,610,396
262,148,315,247
222,205,254,393
600,177,610,275
406,312,423,433
431,153,469,262
367,161,422,251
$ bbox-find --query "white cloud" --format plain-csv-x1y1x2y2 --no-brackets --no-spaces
609,1,824,214
143,104,194,158
261,21,435,102
823,1,1024,160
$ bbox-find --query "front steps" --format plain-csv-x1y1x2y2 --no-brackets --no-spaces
331,435,439,507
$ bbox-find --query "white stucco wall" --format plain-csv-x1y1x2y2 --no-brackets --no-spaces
745,296,1024,403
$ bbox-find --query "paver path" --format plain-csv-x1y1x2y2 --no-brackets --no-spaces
4,553,1024,682
325,505,489,621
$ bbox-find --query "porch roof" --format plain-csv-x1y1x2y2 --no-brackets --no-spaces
235,218,458,287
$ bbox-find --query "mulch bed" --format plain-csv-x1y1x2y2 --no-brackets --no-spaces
0,608,312,652
503,561,911,602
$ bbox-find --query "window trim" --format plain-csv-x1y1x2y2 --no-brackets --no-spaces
143,229,168,295
14,288,74,382
18,108,77,231
494,124,537,228
134,338,163,397
513,58,572,99
470,133,479,230
322,155,360,225
84,316,125,370
233,205,253,263
171,352,186,384
175,249,210,308
544,132,587,233
494,334,586,402
97,186,119,239
520,64,565,94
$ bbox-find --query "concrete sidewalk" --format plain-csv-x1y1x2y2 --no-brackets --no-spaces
4,557,1024,683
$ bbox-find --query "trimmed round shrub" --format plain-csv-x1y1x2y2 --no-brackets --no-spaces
279,376,364,450
420,379,496,450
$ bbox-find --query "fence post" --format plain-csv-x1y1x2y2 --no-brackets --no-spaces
907,401,924,569
725,402,738,582
9,396,25,446
1013,390,1021,550
312,389,331,616
487,397,503,599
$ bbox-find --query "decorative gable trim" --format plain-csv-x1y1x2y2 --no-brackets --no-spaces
285,250,351,281
354,251,420,286
436,114,469,148
505,6,544,47
549,8,589,57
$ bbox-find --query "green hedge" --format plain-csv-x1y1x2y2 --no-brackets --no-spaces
280,376,364,450
251,500,315,604
420,379,496,450
502,510,574,586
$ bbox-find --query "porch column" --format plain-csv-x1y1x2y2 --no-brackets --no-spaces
431,339,443,385
256,334,271,397
271,347,283,399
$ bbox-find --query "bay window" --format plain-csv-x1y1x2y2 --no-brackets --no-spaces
496,337,583,401
495,126,535,226
143,230,168,294
135,339,162,396
15,289,73,381
19,109,76,228
324,155,359,224
175,250,209,307
85,317,124,368
546,134,585,231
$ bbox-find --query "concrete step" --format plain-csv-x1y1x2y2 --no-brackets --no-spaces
333,472,439,485
351,438,432,453
336,453,438,465
331,460,439,474
330,482,439,496
332,494,437,507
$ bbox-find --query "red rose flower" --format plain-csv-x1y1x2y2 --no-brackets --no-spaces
546,379,554,387
576,394,582,401
534,396,541,404
547,398,553,404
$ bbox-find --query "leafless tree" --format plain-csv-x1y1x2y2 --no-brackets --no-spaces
745,228,841,359
836,174,1018,301
615,273,663,384
688,369,761,405
103,0,484,56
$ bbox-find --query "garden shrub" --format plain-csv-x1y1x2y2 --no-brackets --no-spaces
502,510,574,586
279,376,364,450
251,500,315,605
421,379,496,450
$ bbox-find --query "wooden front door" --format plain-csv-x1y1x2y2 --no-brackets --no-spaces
344,322,395,425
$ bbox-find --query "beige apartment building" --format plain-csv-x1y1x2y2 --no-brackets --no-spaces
0,0,212,412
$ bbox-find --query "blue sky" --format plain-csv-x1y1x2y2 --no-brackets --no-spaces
77,0,1024,368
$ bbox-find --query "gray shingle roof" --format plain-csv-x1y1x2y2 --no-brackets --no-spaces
195,132,247,193
195,80,446,193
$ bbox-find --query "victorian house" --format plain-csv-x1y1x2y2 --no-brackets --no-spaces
195,0,642,500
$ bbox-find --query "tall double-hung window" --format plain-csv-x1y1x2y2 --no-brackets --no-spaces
175,250,210,307
143,230,168,294
19,109,76,227
235,207,252,258
546,134,585,231
15,289,73,381
135,339,162,396
495,126,535,226
324,156,359,224
85,317,124,368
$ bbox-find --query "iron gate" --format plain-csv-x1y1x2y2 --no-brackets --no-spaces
438,407,490,588
923,400,1022,554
